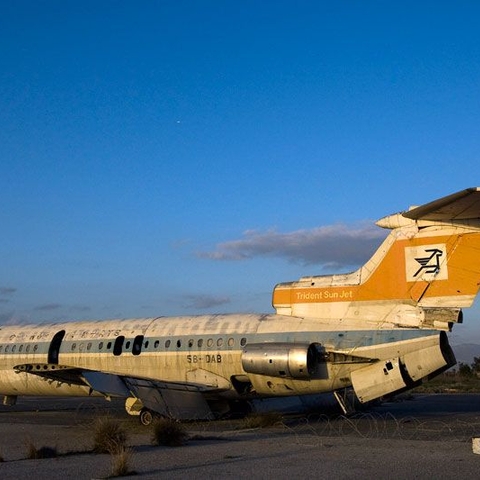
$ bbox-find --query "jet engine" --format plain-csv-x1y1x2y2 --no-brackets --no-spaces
241,342,323,379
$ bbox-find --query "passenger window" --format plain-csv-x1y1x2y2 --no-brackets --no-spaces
176,339,181,348
197,339,203,348
144,340,149,349
188,339,194,348
207,338,213,347
165,339,171,349
99,342,104,350
125,341,131,349
26,345,30,353
240,338,247,346
154,340,160,348
107,342,112,349
217,338,223,347
87,343,92,351
228,338,234,347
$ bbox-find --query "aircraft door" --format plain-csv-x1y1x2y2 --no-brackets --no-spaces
48,330,66,364
113,336,125,356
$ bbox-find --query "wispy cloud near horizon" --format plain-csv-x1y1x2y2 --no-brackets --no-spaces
0,287,17,295
33,303,62,312
183,294,231,310
197,222,387,269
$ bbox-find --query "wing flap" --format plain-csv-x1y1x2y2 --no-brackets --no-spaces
82,370,131,396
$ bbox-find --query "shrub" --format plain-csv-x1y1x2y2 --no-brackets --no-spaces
24,437,58,459
151,418,187,447
242,412,283,429
110,446,134,477
93,417,128,454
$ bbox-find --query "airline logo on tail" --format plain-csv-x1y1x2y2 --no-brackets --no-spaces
405,244,448,282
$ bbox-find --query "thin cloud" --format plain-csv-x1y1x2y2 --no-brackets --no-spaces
0,287,17,295
183,294,231,310
198,222,387,269
34,303,62,312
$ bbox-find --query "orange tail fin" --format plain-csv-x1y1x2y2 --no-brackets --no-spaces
273,188,480,330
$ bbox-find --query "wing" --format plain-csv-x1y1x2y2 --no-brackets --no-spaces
13,363,223,420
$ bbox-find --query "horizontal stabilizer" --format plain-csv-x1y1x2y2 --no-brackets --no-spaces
403,187,480,221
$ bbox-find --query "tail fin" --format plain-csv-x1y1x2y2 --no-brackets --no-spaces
273,188,480,330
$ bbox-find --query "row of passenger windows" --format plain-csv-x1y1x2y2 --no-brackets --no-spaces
0,344,39,353
0,336,248,354
74,336,247,351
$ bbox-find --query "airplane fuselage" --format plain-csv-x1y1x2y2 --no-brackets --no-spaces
0,314,444,401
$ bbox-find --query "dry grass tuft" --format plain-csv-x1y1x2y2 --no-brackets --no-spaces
24,437,58,459
110,446,134,477
151,418,187,447
93,416,128,454
241,411,284,429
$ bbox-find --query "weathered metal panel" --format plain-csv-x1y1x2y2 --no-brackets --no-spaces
402,344,447,382
351,358,406,403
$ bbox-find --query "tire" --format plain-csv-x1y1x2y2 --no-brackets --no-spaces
140,408,154,426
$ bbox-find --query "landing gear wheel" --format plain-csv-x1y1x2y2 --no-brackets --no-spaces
140,408,154,426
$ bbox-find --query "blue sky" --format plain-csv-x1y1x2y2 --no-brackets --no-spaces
1,2,480,344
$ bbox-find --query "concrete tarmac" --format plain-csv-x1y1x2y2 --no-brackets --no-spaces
1,394,480,479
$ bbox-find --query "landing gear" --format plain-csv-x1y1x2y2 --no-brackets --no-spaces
333,389,357,415
140,408,154,426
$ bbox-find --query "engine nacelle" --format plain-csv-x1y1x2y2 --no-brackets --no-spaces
241,342,321,379
422,307,463,330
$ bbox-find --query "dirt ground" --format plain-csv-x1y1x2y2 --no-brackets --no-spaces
1,394,480,479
